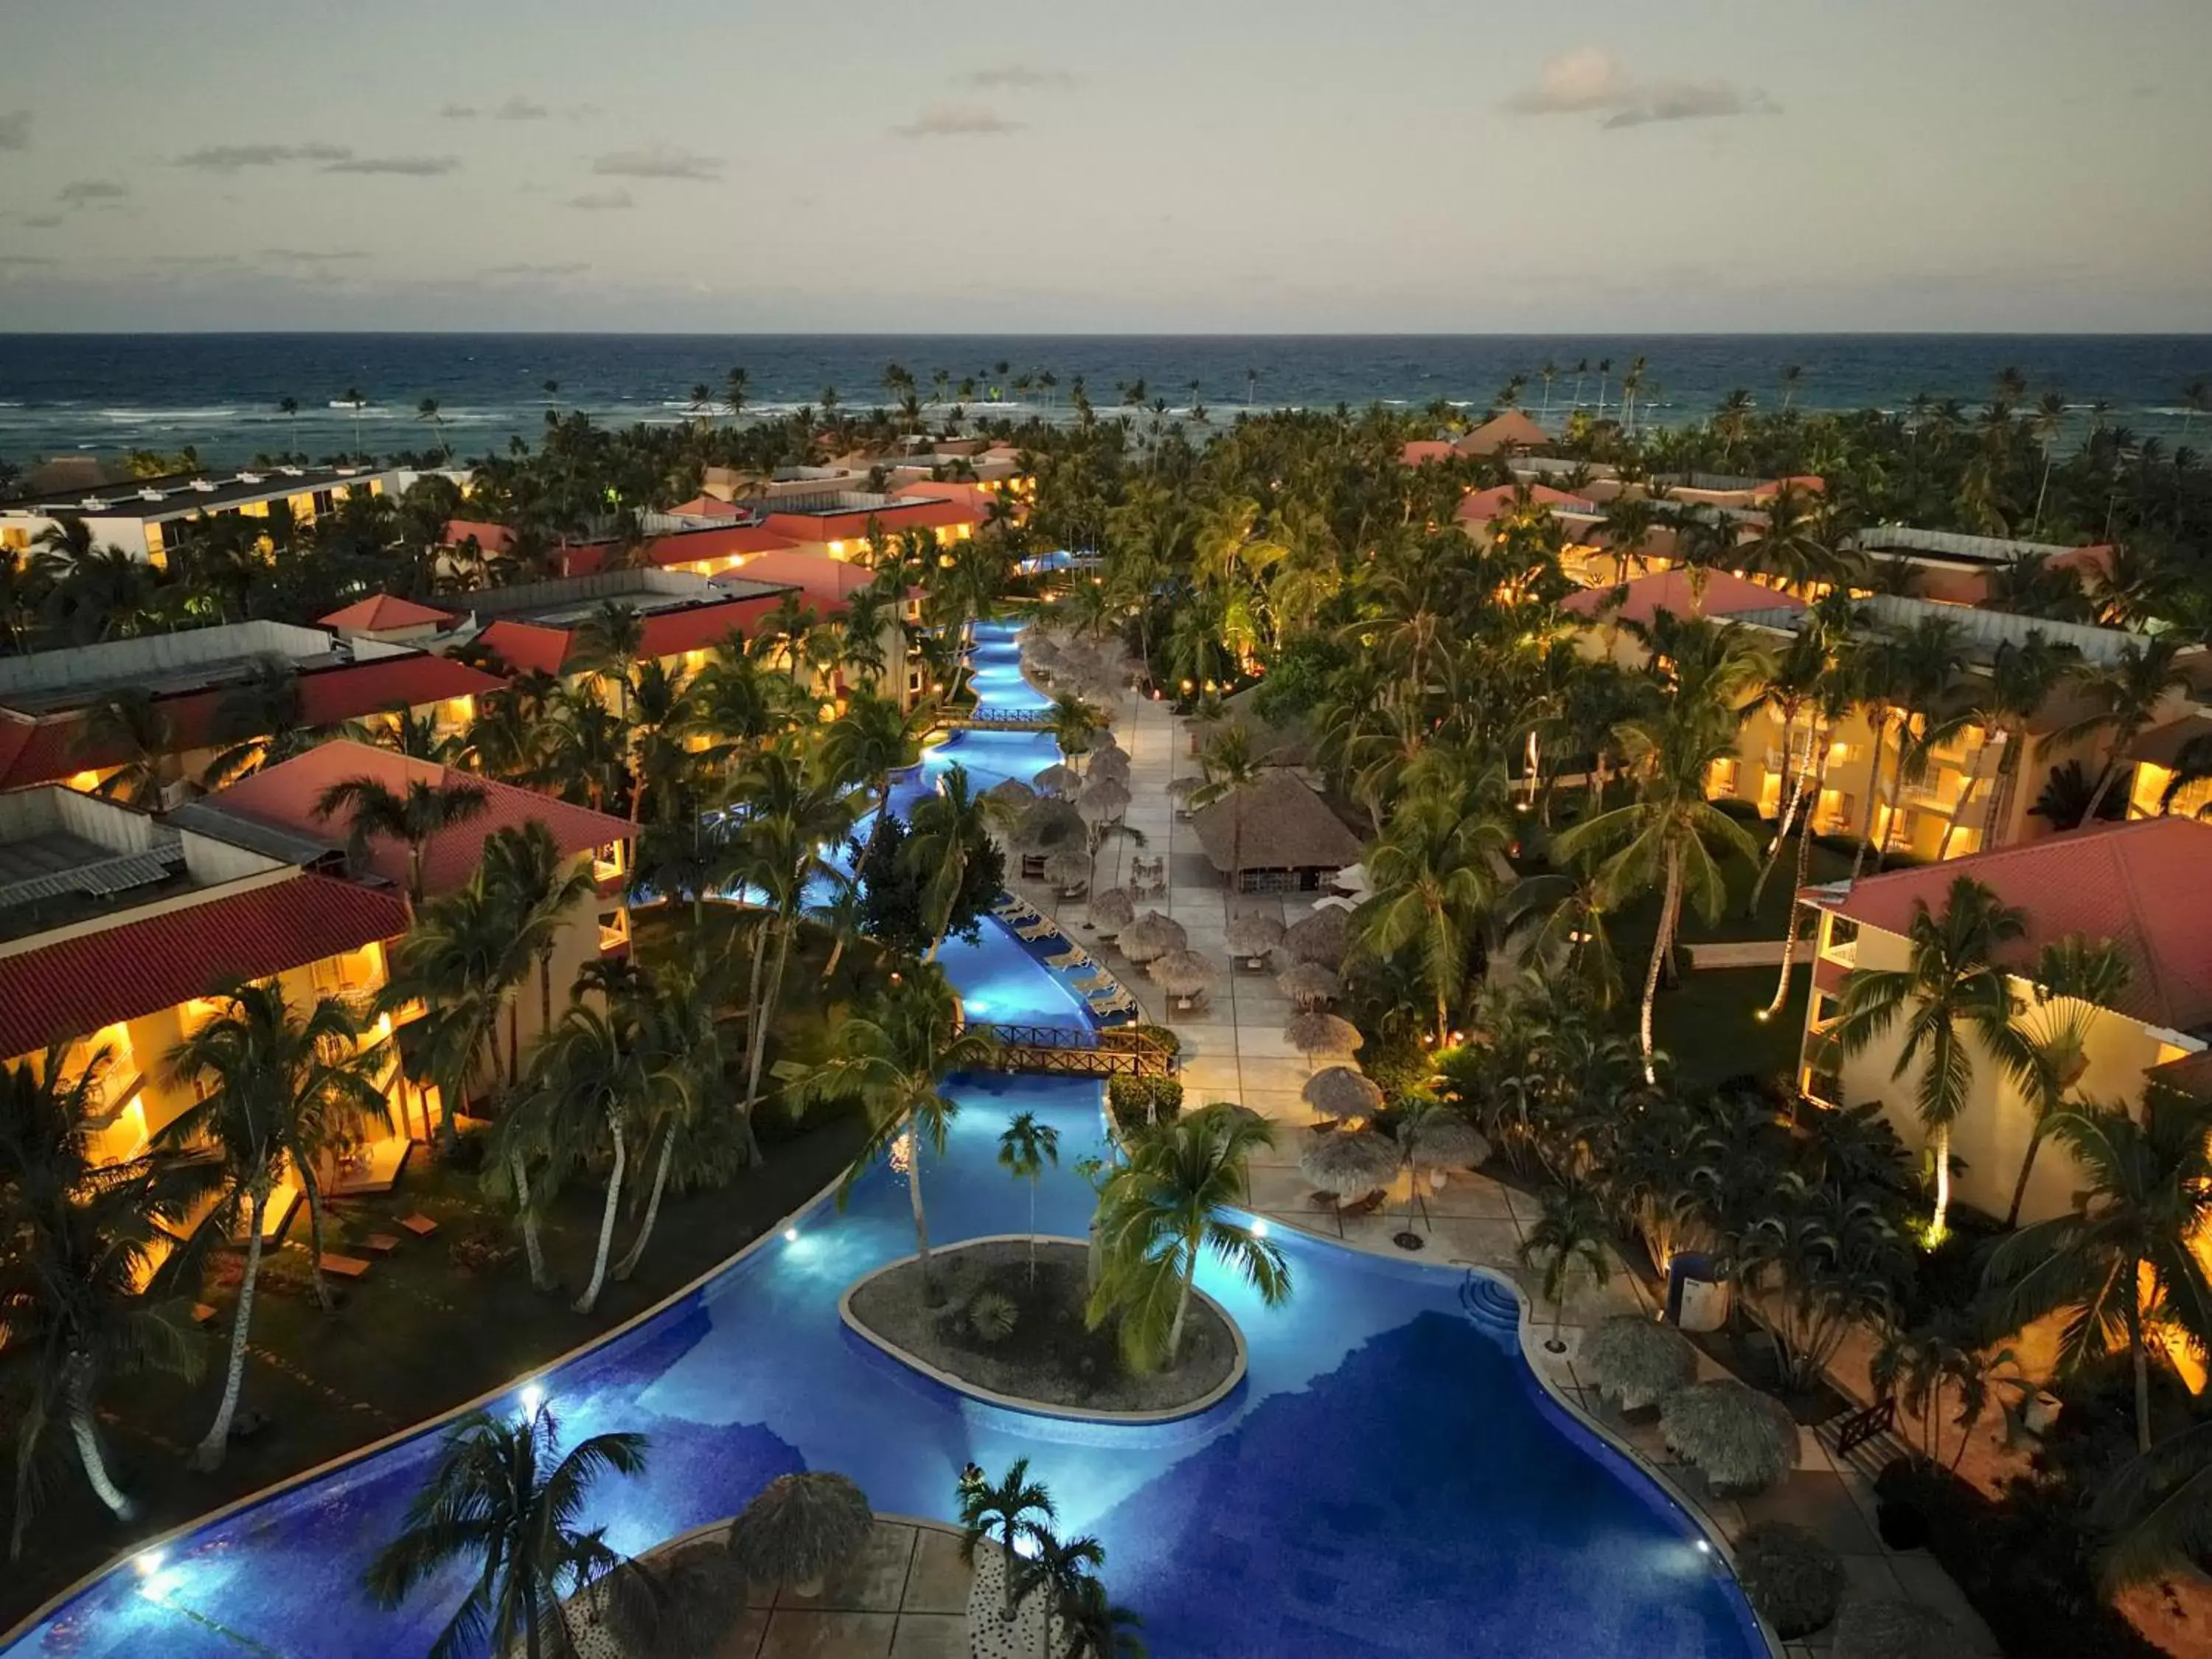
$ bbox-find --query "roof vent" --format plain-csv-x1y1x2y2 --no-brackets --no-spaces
189,479,218,493
80,496,111,509
139,488,167,501
277,465,305,477
237,471,263,485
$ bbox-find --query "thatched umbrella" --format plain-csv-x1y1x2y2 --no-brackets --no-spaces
1832,1598,1954,1659
1284,905,1352,967
1043,849,1089,891
1224,912,1285,967
982,777,1036,813
1119,910,1187,966
1085,746,1132,783
1276,961,1340,1009
1298,1130,1399,1218
1014,798,1084,855
1660,1382,1798,1496
1165,773,1203,816
724,1472,874,1599
1405,1116,1489,1177
569,1536,751,1659
1079,776,1130,822
1302,1065,1382,1123
1032,762,1081,798
1284,1009,1363,1058
1150,947,1217,1010
1580,1315,1698,1413
1088,886,1135,935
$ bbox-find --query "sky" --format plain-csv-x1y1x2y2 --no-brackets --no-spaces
0,0,2208,333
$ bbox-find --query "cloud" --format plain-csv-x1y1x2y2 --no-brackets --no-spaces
175,142,353,171
566,185,635,210
590,143,723,181
1504,48,1778,128
323,154,462,175
493,96,550,122
260,247,369,263
57,178,128,206
437,102,478,119
485,261,589,277
888,103,1021,139
0,111,29,151
959,63,1077,91
18,214,63,229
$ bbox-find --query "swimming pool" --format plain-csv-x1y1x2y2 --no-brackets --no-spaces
4,621,1765,1658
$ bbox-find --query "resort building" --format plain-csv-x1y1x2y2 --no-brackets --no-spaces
1798,818,2212,1225
1191,771,1363,894
0,621,501,804
457,569,800,684
2122,709,2212,821
1848,524,2113,609
319,593,459,648
1402,410,1554,465
0,785,411,1206
187,740,636,1056
0,464,402,566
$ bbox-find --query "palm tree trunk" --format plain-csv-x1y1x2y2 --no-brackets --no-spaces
301,1166,334,1313
2129,1287,2152,1452
908,1135,934,1294
1935,726,2001,863
1849,714,1891,882
510,1150,554,1290
744,917,795,1112
1874,720,1913,874
539,950,555,1041
1747,720,1801,915
1168,1253,1197,1363
2082,757,2125,826
1638,848,1682,1084
1930,1123,1953,1242
574,1119,627,1313
67,1363,135,1522
614,1127,674,1281
2003,1104,2053,1230
194,1183,269,1470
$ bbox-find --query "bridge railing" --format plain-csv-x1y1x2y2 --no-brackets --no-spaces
970,1020,1179,1078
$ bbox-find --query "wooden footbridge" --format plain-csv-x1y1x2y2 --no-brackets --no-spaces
969,1020,1178,1079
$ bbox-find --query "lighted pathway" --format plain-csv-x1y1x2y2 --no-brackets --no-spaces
1010,678,1999,1659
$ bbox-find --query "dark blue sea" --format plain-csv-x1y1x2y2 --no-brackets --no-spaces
1,333,2206,466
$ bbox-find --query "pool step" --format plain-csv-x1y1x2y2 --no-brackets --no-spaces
1459,1271,1522,1335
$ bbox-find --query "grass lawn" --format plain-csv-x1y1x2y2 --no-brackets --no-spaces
1,908,877,1632
1652,963,1811,1092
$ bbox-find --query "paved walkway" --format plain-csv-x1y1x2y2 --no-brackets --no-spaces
1005,680,1998,1658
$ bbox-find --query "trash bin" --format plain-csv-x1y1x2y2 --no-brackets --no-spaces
1666,1251,1731,1332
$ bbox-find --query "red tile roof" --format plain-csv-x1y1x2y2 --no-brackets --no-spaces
475,588,797,676
0,872,408,1061
319,594,458,632
0,655,504,792
762,497,981,542
204,740,633,896
554,526,799,577
713,552,874,613
666,495,743,519
445,518,515,554
1455,484,1595,524
1562,568,1804,627
1455,411,1552,456
1814,818,2212,1033
1401,441,1456,466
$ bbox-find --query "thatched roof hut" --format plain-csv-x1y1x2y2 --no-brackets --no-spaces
725,1472,874,1598
983,777,1037,813
1225,913,1285,964
1284,1009,1363,1057
1579,1316,1698,1413
1283,905,1352,967
1276,961,1340,1008
1191,773,1362,891
1195,682,1317,768
1079,776,1131,821
1085,748,1132,786
1014,798,1084,854
1119,910,1187,965
1660,1382,1797,1496
1298,1128,1399,1197
1032,762,1081,798
1303,1065,1382,1122
1150,948,1218,1006
1404,1116,1489,1173
1043,849,1089,889
1089,886,1135,933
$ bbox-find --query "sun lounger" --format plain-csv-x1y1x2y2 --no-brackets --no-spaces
1073,968,1116,994
318,1252,372,1280
1088,990,1138,1018
992,895,1032,917
398,1212,440,1239
1044,945,1093,971
1013,916,1062,942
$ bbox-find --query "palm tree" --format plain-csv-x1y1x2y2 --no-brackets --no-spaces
1354,773,1509,1044
1009,1526,1111,1659
571,602,646,720
959,1457,1056,1622
796,967,1000,1295
998,1111,1061,1285
341,386,366,457
1517,1178,1615,1354
1871,1310,2009,1471
613,954,736,1280
1933,633,2074,861
417,397,450,462
725,366,750,422
0,1046,214,1555
902,762,995,961
1983,1095,2212,1452
200,657,314,788
2002,936,2134,1226
818,691,928,866
1088,1102,1290,1371
2061,636,2194,823
1048,691,1105,771
1871,614,1967,871
74,689,175,808
364,1404,650,1659
521,999,662,1314
1186,724,1267,923
277,395,301,456
1829,875,2036,1242
481,822,596,1046
1059,1571,1147,1658
161,983,386,1468
313,772,490,908
1554,701,1761,1083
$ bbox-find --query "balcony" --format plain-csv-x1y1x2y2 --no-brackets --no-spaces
1820,936,1857,970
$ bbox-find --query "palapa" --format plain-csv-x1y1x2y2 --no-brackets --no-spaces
1150,947,1218,1008
983,777,1037,812
1031,762,1081,797
1404,1116,1489,1172
1302,1065,1383,1121
1014,798,1085,853
1225,913,1285,964
1119,910,1187,964
1298,1128,1399,1197
1088,886,1136,933
1190,772,1362,882
1079,776,1131,821
1276,961,1340,1008
1043,849,1089,889
1283,905,1352,967
1284,1009,1363,1057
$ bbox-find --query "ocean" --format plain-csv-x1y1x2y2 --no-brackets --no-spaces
1,333,2206,468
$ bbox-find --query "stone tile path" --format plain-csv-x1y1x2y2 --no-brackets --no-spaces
679,1516,971,1658
1005,680,1997,1658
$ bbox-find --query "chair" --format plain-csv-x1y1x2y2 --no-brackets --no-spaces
1044,945,1092,971
1089,989,1137,1018
1014,916,1062,942
1073,968,1116,994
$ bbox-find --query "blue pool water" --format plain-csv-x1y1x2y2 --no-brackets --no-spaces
4,622,1764,1659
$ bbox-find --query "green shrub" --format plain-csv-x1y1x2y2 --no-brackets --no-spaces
1107,1075,1183,1133
967,1290,1018,1343
1127,1023,1181,1059
1733,1521,1843,1638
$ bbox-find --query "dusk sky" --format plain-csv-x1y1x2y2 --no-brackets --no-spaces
1,0,2208,333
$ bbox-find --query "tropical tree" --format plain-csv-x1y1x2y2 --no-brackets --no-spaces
1517,1178,1614,1353
161,983,386,1467
1010,1526,1113,1659
570,602,646,720
959,1457,1056,1622
818,691,928,866
1871,1310,2011,1470
612,953,743,1281
364,1404,650,1659
2003,936,2132,1226
1186,724,1267,923
313,772,490,908
2061,635,2195,823
1088,1102,1290,1371
902,762,997,960
75,689,175,808
1828,875,2035,1242
1983,1094,2212,1452
481,821,596,1046
1933,632,2074,862
1354,770,1509,1044
795,967,1000,1295
0,1046,213,1555
998,1111,1061,1284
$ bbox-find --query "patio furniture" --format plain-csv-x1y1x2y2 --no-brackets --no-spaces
318,1252,372,1279
399,1212,440,1239
364,1233,403,1255
1072,968,1117,994
1044,945,1093,972
1013,915,1062,942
